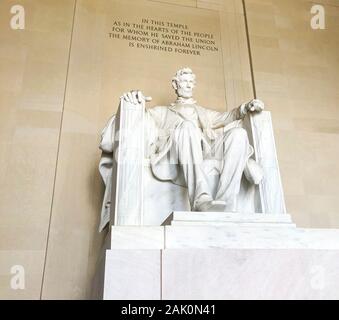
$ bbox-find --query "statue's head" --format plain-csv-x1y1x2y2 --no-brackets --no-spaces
172,67,196,99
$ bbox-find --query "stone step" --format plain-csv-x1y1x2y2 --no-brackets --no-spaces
170,211,294,226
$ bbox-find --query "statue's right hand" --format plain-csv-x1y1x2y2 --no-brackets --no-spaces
120,90,152,105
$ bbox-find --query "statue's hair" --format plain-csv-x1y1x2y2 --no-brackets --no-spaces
172,67,196,83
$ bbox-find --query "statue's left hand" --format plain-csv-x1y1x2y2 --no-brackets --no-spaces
246,99,265,113
120,90,152,105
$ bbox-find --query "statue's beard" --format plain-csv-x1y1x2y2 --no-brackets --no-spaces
177,88,193,99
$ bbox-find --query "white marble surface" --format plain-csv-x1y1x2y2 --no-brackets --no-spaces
170,221,296,227
104,249,160,300
170,211,295,227
244,111,287,214
143,166,190,225
162,249,339,299
165,225,339,249
99,222,339,299
112,98,146,225
107,218,339,250
171,211,294,225
110,226,164,249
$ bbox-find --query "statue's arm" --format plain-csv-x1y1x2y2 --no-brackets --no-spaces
226,101,254,121
211,99,265,129
210,105,245,129
145,107,166,157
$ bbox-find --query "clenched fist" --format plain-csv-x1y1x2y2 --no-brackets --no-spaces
245,99,265,113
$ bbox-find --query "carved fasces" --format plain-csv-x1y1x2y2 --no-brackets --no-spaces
111,98,146,225
244,111,287,214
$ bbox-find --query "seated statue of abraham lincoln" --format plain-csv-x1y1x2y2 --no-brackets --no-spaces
99,67,265,229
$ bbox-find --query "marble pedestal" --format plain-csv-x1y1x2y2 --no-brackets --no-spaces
92,212,339,300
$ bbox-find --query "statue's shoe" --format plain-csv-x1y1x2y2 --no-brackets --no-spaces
195,200,227,212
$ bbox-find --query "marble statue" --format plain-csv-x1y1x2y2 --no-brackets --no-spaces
99,68,265,230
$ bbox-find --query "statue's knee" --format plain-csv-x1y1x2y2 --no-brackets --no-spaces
228,127,248,143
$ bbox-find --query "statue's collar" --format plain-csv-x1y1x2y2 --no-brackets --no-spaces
171,97,197,106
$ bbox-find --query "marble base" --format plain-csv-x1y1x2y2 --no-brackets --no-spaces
162,248,339,299
104,250,161,300
94,212,339,299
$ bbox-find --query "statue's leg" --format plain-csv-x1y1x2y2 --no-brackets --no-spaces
172,120,212,209
215,127,249,212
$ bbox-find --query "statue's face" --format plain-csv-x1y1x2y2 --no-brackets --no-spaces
174,73,195,99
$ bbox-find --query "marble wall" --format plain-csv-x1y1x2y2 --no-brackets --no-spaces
0,0,75,299
0,0,338,299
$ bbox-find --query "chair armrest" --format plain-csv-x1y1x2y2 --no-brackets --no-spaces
242,111,287,214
